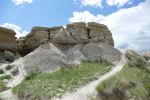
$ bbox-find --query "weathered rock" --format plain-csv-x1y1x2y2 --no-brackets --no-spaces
11,67,19,76
143,51,150,60
50,26,77,44
23,42,67,74
125,50,146,61
14,22,122,74
0,51,5,63
82,43,121,63
0,27,18,52
87,22,114,46
66,22,89,43
4,51,15,62
21,22,115,54
124,50,147,68
65,44,86,65
21,41,121,74
23,27,49,53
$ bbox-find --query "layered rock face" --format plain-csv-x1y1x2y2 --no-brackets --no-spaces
20,22,114,54
0,27,18,52
0,27,18,63
17,22,121,74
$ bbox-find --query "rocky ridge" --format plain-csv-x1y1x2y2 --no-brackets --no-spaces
0,27,18,63
16,22,121,74
19,22,114,54
0,22,121,74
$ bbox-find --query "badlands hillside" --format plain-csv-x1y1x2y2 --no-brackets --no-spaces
0,22,149,100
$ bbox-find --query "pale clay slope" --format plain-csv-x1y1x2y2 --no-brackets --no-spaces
52,55,126,100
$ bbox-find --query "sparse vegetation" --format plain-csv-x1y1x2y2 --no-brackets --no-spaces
0,75,11,81
0,69,4,74
14,52,22,59
13,62,112,98
96,58,150,100
5,65,14,70
0,82,9,92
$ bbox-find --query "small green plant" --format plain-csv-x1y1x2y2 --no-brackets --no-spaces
0,69,4,74
127,57,146,69
25,72,38,80
0,82,9,92
82,57,112,66
0,75,11,80
14,52,22,59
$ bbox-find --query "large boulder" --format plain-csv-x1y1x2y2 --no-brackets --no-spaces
0,27,18,52
22,42,67,74
4,51,15,62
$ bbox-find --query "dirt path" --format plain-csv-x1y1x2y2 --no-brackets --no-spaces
52,58,126,100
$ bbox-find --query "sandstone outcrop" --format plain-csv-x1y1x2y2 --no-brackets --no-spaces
0,27,18,63
0,27,18,52
15,22,121,74
20,22,114,54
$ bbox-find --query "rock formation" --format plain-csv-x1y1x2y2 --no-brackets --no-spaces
16,22,121,74
19,22,114,54
0,27,18,52
0,27,18,63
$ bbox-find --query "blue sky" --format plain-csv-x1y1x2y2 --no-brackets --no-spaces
0,0,143,31
0,0,150,52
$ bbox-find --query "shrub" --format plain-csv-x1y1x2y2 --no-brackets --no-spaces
127,57,147,69
0,82,9,92
0,69,4,74
0,75,11,80
82,57,112,66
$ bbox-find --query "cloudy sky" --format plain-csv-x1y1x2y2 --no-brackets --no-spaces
0,0,150,52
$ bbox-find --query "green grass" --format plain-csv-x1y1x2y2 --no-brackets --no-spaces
96,61,150,100
0,69,4,74
0,82,9,92
13,62,112,98
0,75,11,81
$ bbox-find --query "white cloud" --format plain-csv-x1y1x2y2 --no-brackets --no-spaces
69,11,105,22
0,23,28,38
82,0,103,7
74,0,103,8
69,0,150,52
106,0,132,7
12,0,33,5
